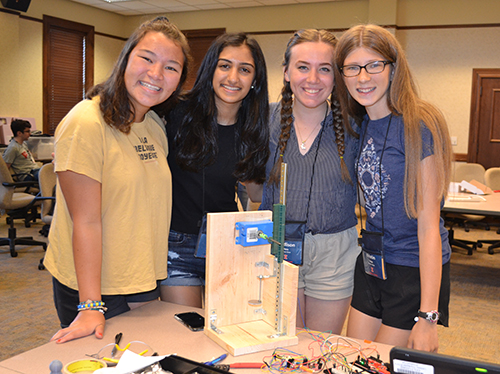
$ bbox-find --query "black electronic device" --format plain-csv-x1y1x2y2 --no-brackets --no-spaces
390,347,500,374
174,311,205,331
160,354,233,374
1,0,31,12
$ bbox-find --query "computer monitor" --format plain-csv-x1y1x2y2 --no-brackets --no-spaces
391,347,500,374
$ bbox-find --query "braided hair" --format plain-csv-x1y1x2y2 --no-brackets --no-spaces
268,29,352,186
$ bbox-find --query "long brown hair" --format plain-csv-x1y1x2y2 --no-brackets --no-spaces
334,24,452,218
268,29,353,186
87,16,191,134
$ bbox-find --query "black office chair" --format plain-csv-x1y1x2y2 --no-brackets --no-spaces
477,167,500,255
6,163,40,195
443,162,487,255
0,157,49,259
443,214,477,256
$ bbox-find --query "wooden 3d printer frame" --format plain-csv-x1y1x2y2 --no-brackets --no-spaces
204,210,299,356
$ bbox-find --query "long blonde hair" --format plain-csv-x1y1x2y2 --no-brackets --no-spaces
334,24,452,218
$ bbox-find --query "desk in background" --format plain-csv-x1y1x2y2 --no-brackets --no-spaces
0,301,391,374
443,193,500,217
442,193,500,255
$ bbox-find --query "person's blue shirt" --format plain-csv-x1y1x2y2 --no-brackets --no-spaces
358,113,451,267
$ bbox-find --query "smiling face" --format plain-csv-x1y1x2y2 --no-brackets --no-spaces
212,45,256,112
284,41,335,112
342,46,392,120
124,31,184,122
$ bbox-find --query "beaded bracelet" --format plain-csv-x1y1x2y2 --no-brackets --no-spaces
77,299,108,313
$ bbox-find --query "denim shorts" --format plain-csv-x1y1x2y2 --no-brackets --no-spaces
298,226,360,301
52,277,161,328
160,230,206,287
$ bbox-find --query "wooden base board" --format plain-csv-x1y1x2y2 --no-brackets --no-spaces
205,319,299,356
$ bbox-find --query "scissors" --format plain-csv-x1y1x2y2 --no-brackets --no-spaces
87,340,153,364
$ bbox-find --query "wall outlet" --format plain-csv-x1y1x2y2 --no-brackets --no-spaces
451,136,458,146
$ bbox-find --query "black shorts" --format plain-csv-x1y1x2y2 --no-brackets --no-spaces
351,254,450,330
52,277,161,328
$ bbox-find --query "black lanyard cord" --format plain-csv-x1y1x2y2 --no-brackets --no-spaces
272,107,328,224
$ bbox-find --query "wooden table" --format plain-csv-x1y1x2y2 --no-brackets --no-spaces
0,301,391,374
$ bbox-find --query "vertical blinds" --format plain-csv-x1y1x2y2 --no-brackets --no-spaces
46,27,86,135
43,16,94,135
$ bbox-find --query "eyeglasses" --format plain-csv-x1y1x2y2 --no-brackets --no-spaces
340,60,392,77
23,130,31,133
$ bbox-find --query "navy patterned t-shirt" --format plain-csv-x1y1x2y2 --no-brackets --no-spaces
358,114,450,267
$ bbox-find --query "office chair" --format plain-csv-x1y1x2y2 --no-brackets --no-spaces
7,164,39,194
443,162,487,255
452,162,489,231
38,162,56,238
485,167,500,191
477,167,500,255
0,157,48,259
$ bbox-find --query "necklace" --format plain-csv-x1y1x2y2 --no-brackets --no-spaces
294,104,329,151
296,122,320,150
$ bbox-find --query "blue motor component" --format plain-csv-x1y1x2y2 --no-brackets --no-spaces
235,220,274,247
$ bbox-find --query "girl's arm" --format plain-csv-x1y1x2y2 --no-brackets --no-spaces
408,155,443,352
242,181,264,203
50,170,105,344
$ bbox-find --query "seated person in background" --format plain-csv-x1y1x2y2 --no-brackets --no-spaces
2,119,41,181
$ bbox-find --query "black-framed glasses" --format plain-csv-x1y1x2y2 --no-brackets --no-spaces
340,61,392,77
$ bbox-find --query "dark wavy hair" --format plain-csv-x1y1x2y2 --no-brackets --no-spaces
87,16,191,134
174,33,270,183
268,29,354,186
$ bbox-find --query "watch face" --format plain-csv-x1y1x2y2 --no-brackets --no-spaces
418,310,439,322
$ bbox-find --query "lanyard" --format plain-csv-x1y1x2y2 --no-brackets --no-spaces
271,107,328,223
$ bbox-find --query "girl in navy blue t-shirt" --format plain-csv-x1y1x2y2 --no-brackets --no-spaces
334,24,453,352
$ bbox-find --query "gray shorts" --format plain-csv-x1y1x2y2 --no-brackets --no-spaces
298,227,360,301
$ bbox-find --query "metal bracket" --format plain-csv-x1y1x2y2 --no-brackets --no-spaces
209,309,223,334
255,261,270,269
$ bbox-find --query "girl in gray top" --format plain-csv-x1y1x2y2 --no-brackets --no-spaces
260,29,359,333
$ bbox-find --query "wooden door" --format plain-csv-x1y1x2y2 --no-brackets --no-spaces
182,28,225,90
468,69,500,169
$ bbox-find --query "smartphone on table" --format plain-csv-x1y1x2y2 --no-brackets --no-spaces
174,312,205,331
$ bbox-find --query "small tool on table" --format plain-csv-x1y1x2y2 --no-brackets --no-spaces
215,363,263,370
110,332,123,358
204,354,227,366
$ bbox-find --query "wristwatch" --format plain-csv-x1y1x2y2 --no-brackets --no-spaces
414,310,440,323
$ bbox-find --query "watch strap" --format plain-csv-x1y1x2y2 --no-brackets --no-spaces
416,310,440,323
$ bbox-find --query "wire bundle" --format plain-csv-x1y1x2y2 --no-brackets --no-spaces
262,330,388,374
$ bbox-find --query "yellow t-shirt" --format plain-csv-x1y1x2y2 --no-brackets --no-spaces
44,97,171,295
